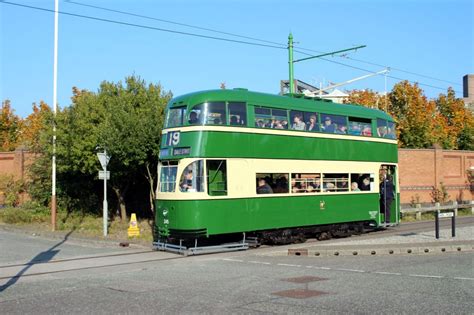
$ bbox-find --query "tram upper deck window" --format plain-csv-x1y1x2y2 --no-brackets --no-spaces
321,114,347,134
159,161,178,192
303,112,320,132
255,107,288,129
179,160,204,192
348,117,372,136
228,102,247,126
189,102,226,125
165,107,187,128
377,119,396,139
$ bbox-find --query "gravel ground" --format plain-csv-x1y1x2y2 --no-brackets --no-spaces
321,225,473,246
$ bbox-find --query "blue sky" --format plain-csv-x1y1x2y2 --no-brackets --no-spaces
1,0,473,117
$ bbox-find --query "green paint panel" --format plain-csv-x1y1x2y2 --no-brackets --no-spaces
155,194,380,237
162,130,398,163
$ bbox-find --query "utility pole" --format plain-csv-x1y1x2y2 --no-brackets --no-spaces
51,0,59,231
287,33,366,95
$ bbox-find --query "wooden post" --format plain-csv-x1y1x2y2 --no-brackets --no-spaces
453,201,458,217
416,204,422,221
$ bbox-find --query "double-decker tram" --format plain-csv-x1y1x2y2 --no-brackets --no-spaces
154,88,399,253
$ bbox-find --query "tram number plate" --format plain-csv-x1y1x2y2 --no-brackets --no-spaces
167,131,181,146
438,212,454,218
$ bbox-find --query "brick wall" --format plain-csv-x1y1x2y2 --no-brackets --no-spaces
399,147,474,204
0,148,35,204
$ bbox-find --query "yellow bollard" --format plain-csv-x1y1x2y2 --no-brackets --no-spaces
127,213,140,237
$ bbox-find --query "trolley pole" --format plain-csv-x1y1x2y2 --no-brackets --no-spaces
286,33,366,95
288,33,295,94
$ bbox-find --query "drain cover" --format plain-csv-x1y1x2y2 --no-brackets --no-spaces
272,289,328,299
282,276,328,283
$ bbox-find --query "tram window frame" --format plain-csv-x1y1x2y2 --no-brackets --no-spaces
206,160,227,196
350,173,373,192
290,110,306,131
189,102,226,126
254,107,289,129
291,173,322,193
228,102,247,127
179,160,205,193
376,119,387,137
158,161,179,192
386,121,396,139
303,112,320,132
348,117,372,137
320,114,348,134
165,106,187,128
322,173,349,192
256,173,289,194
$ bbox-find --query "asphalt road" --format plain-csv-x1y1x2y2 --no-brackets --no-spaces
0,228,473,314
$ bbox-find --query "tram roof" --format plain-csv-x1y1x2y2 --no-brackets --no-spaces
169,89,394,121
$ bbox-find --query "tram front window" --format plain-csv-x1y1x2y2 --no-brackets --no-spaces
159,161,178,192
165,107,186,128
179,160,205,192
189,102,226,125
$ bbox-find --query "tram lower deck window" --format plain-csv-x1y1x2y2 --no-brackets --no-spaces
291,174,321,193
322,173,349,192
256,173,289,194
179,160,204,192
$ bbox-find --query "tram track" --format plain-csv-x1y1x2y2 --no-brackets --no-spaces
0,250,183,281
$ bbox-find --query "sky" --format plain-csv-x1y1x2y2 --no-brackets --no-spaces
1,0,473,117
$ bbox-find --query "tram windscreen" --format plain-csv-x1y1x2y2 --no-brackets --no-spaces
165,107,186,128
159,161,178,192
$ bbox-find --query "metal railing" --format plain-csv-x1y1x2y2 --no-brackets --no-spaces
401,201,474,220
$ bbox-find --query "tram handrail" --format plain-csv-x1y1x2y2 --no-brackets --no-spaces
401,201,474,219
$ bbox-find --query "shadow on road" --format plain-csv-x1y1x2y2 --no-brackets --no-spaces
0,228,76,293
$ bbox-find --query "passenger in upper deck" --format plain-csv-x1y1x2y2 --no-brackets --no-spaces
292,114,306,131
322,117,336,133
307,115,318,131
230,115,239,125
189,111,199,124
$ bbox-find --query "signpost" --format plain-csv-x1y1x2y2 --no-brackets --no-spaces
97,150,110,237
435,211,455,239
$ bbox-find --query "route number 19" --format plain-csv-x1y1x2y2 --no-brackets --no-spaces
167,131,180,146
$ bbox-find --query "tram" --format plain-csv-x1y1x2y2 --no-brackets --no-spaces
155,88,399,249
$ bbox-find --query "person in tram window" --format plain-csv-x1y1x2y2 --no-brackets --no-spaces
180,171,194,192
322,116,336,133
292,114,306,131
351,182,361,191
230,115,239,125
359,177,371,191
257,178,273,194
380,171,395,223
281,120,288,129
307,115,318,132
335,125,347,134
189,111,199,124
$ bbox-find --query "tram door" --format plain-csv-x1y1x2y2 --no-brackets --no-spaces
379,165,398,225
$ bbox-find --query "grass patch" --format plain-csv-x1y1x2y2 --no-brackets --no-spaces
0,202,153,241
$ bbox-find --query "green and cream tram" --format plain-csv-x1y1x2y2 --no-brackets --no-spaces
155,88,399,246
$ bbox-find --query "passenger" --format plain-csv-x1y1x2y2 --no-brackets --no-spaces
351,182,361,191
322,117,336,133
256,120,265,128
359,177,371,191
349,122,361,135
180,171,194,192
306,184,315,193
230,115,239,125
213,118,221,125
361,126,372,136
380,172,395,223
274,122,284,129
257,178,273,194
307,115,318,132
189,111,199,124
274,176,289,193
324,182,335,192
292,114,306,131
335,125,347,134
337,178,348,190
281,120,289,129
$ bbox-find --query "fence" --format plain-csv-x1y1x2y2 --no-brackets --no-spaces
400,201,474,220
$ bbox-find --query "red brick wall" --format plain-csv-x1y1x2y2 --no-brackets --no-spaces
399,147,474,204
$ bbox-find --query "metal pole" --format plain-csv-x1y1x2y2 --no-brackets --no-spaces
103,149,108,237
435,211,439,239
288,33,294,94
451,215,455,238
51,0,59,231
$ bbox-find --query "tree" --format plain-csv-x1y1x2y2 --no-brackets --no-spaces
0,100,22,151
18,101,51,152
344,89,388,110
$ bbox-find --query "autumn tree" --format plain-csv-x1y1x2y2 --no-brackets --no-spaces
0,100,22,151
344,89,389,110
17,101,51,152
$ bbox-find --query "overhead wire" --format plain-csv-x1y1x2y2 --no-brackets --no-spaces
0,1,287,50
65,0,462,89
2,0,462,94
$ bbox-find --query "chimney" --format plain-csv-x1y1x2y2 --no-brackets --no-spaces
463,74,474,101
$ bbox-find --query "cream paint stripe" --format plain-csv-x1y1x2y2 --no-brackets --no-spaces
157,158,398,200
163,125,397,144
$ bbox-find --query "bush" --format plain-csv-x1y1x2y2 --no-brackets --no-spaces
0,201,50,224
